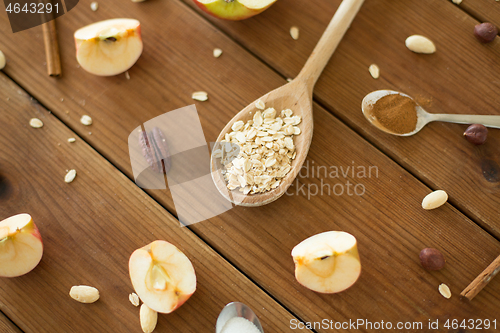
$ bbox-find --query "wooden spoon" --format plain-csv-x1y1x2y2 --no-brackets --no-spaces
211,0,365,207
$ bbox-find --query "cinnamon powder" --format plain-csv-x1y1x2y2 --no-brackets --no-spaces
369,94,418,134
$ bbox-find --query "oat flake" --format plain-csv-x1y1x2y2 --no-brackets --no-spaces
192,91,208,101
65,169,77,183
213,48,223,58
29,118,43,128
80,115,93,126
290,26,299,40
129,292,140,307
438,283,451,299
369,64,380,79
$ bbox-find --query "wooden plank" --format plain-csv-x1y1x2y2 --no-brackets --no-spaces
452,0,500,29
1,0,500,331
0,313,22,333
184,0,500,238
0,73,310,333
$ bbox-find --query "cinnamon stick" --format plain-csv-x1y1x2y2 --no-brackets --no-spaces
42,19,61,77
461,254,500,301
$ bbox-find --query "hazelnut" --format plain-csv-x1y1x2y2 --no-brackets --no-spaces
464,124,488,145
419,248,445,271
474,23,498,43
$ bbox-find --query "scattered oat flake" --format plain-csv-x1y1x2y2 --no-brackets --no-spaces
287,78,293,82
452,0,462,4
368,64,380,79
213,48,223,58
65,169,77,183
80,115,92,126
192,91,208,101
29,118,43,128
68,138,76,143
290,26,299,40
129,292,140,307
125,71,130,80
438,283,451,299
90,1,98,11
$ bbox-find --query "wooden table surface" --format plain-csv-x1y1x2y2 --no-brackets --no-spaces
0,0,499,332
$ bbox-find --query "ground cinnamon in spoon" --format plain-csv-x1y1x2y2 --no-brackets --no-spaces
369,94,418,134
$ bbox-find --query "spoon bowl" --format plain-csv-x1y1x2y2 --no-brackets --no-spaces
362,89,500,136
211,0,365,206
211,79,313,206
215,302,264,333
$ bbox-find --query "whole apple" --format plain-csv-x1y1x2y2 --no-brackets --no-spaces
193,0,277,20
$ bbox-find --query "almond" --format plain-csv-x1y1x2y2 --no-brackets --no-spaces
140,304,158,333
69,285,100,303
405,35,436,54
422,190,448,210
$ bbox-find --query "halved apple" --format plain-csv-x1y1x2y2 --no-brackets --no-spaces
129,240,196,314
292,231,361,293
193,0,276,20
0,214,43,278
74,18,143,76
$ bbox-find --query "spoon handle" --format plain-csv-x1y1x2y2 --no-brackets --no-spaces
296,0,364,92
430,113,500,129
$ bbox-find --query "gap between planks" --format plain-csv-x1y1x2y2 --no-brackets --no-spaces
176,0,500,244
0,71,316,333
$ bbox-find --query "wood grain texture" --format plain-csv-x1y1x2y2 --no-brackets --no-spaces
211,0,363,207
0,313,22,333
1,0,500,331
452,0,500,29
185,0,500,238
0,73,310,333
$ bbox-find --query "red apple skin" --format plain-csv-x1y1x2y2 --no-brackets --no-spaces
192,0,276,21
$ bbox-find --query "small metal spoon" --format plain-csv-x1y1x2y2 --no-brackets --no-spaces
215,302,264,333
362,90,500,136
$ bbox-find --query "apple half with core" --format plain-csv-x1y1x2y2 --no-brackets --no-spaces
74,18,143,76
0,214,43,278
292,231,361,293
129,240,196,313
193,0,276,20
